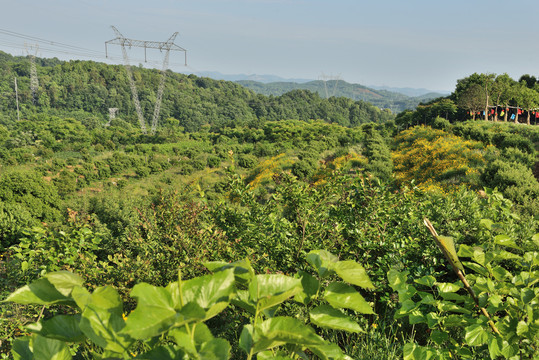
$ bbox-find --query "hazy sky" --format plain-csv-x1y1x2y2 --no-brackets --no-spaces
1,0,538,92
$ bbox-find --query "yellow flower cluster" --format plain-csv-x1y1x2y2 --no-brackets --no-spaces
312,152,367,186
248,153,291,189
393,127,487,192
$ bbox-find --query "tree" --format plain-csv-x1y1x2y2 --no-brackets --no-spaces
455,73,495,121
491,74,516,122
517,85,539,125
430,98,457,120
457,84,484,120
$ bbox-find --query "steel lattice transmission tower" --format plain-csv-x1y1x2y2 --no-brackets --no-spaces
26,44,39,105
105,26,187,135
319,73,342,99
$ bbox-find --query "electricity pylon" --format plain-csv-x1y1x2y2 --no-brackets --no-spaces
105,26,186,135
26,43,39,104
319,73,342,99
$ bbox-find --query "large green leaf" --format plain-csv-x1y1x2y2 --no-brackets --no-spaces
32,334,72,360
239,325,254,354
178,269,235,319
332,261,374,289
402,343,437,360
323,282,374,314
198,338,231,360
294,270,319,305
5,278,73,305
12,337,32,360
309,305,362,333
436,235,464,272
123,283,205,340
309,343,351,360
306,250,338,278
249,274,302,311
169,323,215,357
134,345,185,360
494,234,520,250
204,258,255,288
44,272,84,297
252,317,326,353
464,324,489,346
79,286,132,353
25,314,86,342
231,290,256,315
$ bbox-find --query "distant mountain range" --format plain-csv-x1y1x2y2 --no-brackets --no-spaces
193,71,312,84
235,79,447,113
192,72,448,113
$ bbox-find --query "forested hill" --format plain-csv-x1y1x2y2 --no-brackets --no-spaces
0,51,393,131
236,79,445,113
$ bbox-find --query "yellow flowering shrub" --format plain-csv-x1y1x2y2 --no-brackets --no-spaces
247,153,292,189
393,126,491,191
312,151,367,186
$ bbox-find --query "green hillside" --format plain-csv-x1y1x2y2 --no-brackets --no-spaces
0,53,538,360
0,51,392,132
236,79,446,113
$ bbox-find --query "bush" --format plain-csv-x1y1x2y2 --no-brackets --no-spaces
237,154,258,169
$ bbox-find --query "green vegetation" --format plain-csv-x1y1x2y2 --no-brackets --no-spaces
0,54,538,359
236,80,444,113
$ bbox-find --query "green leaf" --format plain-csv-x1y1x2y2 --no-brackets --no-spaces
426,312,440,329
490,266,511,281
198,338,230,360
435,235,464,272
408,310,425,325
306,250,338,278
464,324,488,346
533,233,539,247
394,299,418,319
457,244,475,258
204,258,254,288
25,315,86,342
403,343,437,360
5,278,73,305
12,337,32,360
294,270,319,305
387,269,409,292
387,269,416,302
32,334,72,360
123,283,205,340
310,343,351,360
249,274,302,311
462,261,489,277
180,269,236,319
438,302,471,314
479,218,494,230
415,275,436,287
332,261,374,289
239,325,254,354
520,288,535,304
252,317,326,354
231,290,256,315
494,234,520,250
79,286,132,353
429,330,448,345
516,320,529,336
44,272,84,297
435,282,461,293
309,305,362,333
323,282,374,314
134,345,185,360
487,335,503,359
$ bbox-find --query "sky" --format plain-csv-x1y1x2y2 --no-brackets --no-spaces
1,0,538,92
